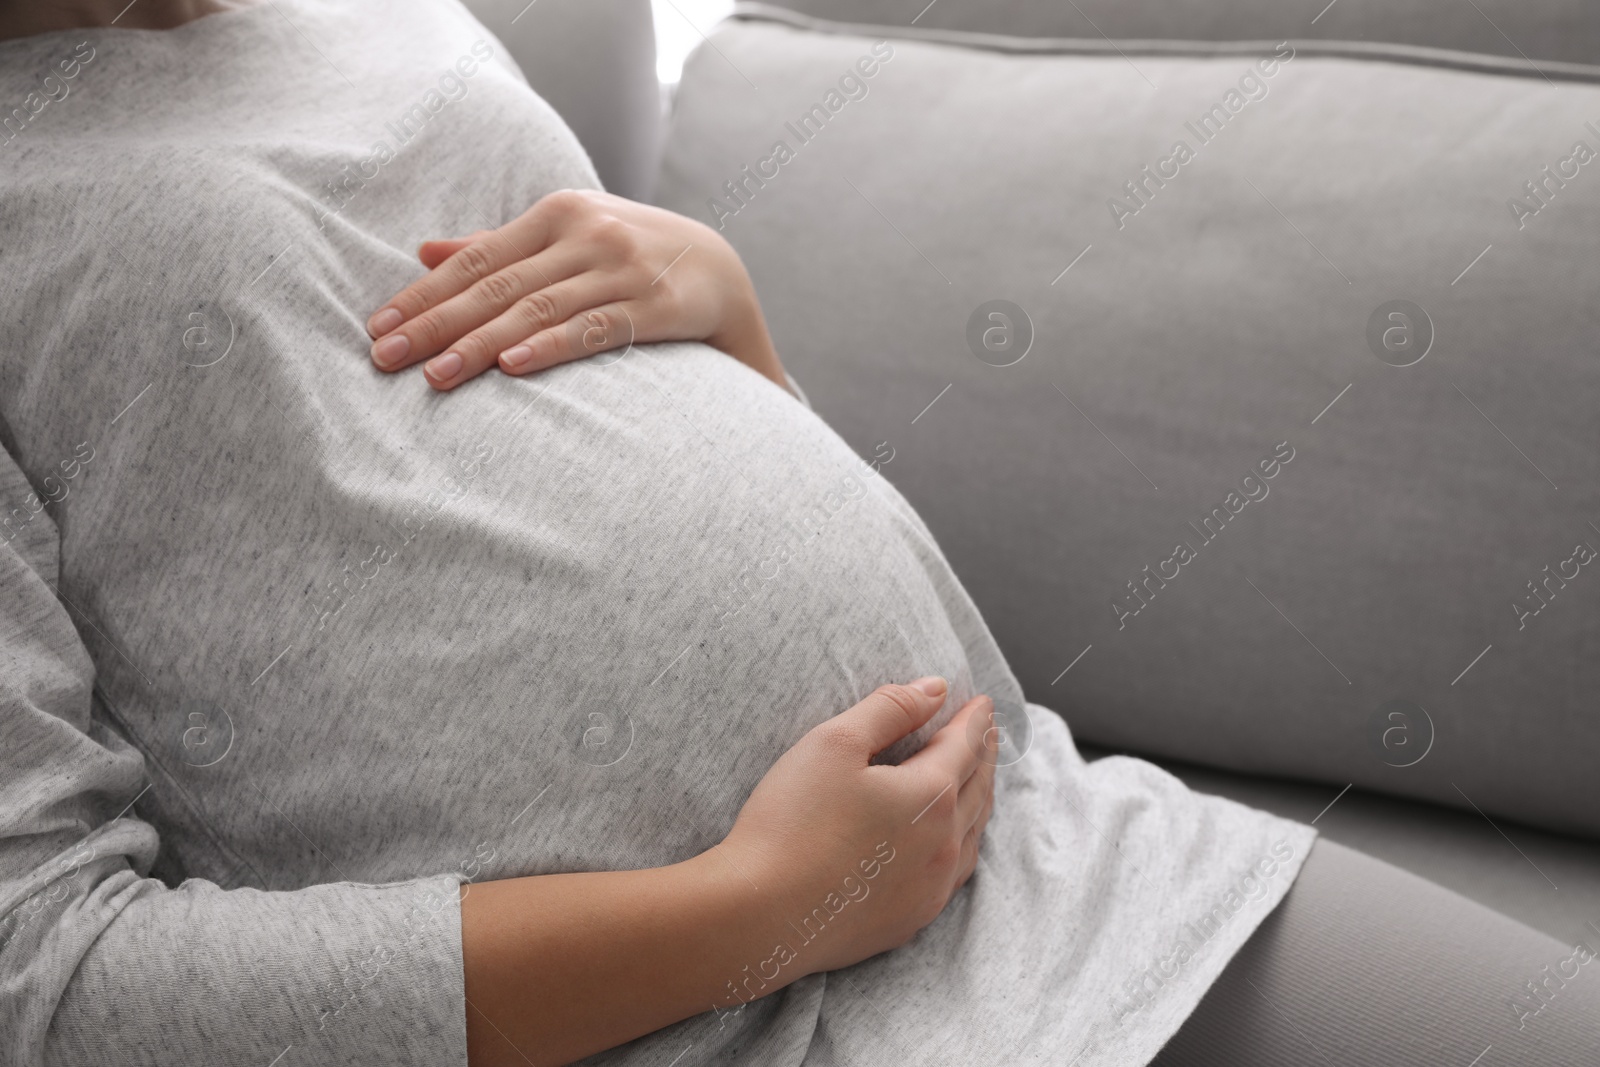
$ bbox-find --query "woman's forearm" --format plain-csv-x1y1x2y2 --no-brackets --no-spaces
461,680,997,1066
460,846,777,1067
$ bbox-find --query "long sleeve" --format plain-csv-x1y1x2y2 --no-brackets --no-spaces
0,448,470,1067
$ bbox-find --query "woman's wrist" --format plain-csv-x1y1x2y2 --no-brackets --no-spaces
683,842,814,1005
705,272,793,396
718,330,791,396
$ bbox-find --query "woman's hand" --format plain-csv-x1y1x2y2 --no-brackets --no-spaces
712,677,998,978
459,679,995,1066
365,189,789,393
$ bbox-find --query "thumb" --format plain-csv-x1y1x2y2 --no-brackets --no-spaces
832,678,948,758
417,229,493,268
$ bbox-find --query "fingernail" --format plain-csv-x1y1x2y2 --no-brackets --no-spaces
426,351,463,382
367,307,402,337
501,344,534,370
910,676,947,697
372,334,409,368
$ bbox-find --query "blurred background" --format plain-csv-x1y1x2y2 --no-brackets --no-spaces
651,0,732,84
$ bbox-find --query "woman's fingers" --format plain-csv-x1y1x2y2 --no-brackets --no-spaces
368,189,596,340
372,246,585,376
369,228,525,336
365,188,790,393
954,818,984,891
955,774,996,892
904,695,992,786
954,722,996,831
416,230,493,270
825,679,949,760
497,301,649,377
419,275,625,389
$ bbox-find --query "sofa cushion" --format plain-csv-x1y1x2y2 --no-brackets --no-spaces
654,17,1600,836
1084,744,1600,949
736,0,1599,70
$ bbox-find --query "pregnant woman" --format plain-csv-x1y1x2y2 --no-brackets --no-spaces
0,2,1594,1066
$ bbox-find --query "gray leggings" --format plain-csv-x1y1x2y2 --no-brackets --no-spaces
1151,837,1600,1066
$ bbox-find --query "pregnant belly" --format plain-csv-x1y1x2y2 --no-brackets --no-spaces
164,342,993,886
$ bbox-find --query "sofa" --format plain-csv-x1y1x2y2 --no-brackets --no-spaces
470,0,1600,953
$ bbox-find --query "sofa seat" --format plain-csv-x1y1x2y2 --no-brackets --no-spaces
1080,743,1600,947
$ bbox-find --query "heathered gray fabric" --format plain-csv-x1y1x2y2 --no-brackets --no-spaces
0,2,1314,1065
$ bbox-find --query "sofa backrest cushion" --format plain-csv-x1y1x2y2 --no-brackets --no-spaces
654,16,1600,837
736,0,1599,69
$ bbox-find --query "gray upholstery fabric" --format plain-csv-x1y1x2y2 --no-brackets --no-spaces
737,0,1599,68
654,19,1600,836
1082,745,1600,949
1152,837,1600,1067
461,0,661,200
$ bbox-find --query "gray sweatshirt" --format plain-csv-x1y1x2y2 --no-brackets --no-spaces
0,2,1315,1064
